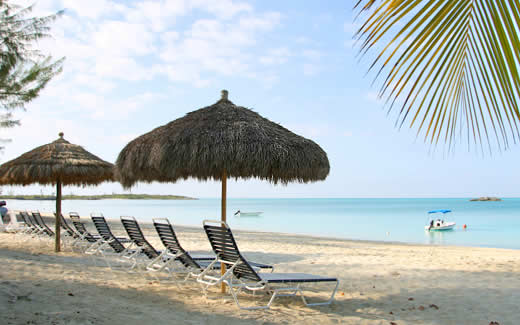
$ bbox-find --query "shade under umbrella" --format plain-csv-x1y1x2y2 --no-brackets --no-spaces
0,132,114,252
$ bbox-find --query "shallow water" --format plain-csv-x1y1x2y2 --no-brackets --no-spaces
8,198,520,249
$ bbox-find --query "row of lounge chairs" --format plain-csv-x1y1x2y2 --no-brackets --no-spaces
10,211,339,310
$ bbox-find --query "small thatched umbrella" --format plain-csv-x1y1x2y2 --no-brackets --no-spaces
0,132,114,252
116,90,329,290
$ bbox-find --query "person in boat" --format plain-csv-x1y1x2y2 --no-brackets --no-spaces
436,219,441,227
428,219,434,230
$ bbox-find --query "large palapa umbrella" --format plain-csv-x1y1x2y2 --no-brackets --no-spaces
116,90,329,290
116,90,330,220
0,132,114,252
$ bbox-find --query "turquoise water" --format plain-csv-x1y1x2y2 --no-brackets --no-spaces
8,198,520,249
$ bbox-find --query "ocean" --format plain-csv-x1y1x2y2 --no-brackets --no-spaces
7,198,520,249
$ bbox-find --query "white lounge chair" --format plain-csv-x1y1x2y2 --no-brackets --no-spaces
197,220,339,310
87,214,140,271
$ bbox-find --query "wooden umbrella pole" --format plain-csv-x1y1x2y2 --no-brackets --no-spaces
221,169,227,293
55,180,62,252
222,170,227,223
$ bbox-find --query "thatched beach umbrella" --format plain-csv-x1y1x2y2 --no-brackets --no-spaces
116,90,329,290
0,132,114,252
116,90,329,217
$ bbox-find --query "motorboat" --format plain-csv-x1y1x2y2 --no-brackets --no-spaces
425,209,456,231
234,210,263,217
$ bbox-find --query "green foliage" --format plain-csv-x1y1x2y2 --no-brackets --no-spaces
356,0,520,153
0,0,64,145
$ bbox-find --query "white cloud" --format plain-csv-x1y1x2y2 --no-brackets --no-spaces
161,63,212,88
191,0,252,19
92,92,167,120
37,0,284,89
15,0,287,132
94,56,155,81
161,31,180,43
61,0,121,19
302,49,322,60
122,0,252,32
295,36,311,44
259,47,291,65
124,0,188,32
239,12,280,31
93,21,156,56
159,12,281,82
303,63,320,76
72,75,116,93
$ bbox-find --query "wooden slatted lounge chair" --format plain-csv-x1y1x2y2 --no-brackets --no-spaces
153,218,272,280
69,213,102,245
120,216,160,259
17,211,38,236
54,213,79,239
23,211,48,238
31,211,54,237
198,220,339,310
120,216,195,281
151,217,226,282
88,214,140,270
19,211,43,237
20,211,52,245
69,212,115,253
52,212,83,250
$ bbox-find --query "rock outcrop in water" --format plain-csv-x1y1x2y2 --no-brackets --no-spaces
469,197,502,201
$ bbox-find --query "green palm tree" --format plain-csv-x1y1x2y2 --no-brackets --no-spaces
356,0,519,152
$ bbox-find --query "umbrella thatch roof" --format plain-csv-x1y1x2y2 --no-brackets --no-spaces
0,132,114,186
116,90,329,188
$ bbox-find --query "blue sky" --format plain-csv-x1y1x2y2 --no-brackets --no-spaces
0,0,518,198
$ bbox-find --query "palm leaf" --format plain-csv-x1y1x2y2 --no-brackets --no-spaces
356,0,520,152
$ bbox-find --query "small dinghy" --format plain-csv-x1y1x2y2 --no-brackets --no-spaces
234,210,263,217
425,209,456,231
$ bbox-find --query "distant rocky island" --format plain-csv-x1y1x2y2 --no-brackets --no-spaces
469,196,502,202
0,194,197,200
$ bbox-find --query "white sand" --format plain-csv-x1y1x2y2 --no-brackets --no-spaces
1,217,518,325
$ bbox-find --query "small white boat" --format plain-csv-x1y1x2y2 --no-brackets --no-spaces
424,221,456,231
425,209,456,231
234,210,263,217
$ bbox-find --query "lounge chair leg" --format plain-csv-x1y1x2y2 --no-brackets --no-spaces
299,280,339,307
226,284,271,310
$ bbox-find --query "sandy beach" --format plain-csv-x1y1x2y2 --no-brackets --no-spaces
1,216,519,325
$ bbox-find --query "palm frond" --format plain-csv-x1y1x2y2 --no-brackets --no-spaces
356,0,520,152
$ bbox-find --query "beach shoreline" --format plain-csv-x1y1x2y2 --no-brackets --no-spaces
1,216,519,324
8,197,520,249
32,212,520,252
